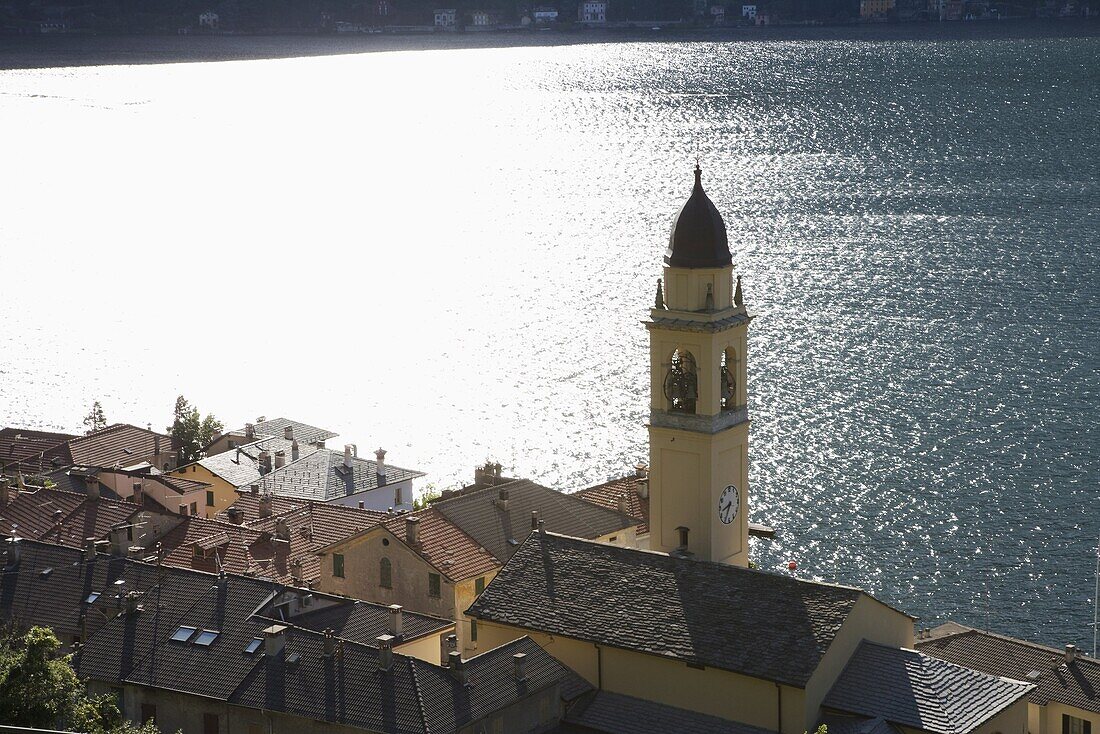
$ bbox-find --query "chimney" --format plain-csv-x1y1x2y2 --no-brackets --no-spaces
178,503,188,517
290,558,302,582
377,634,395,671
441,633,458,665
538,519,546,534
636,477,649,500
256,416,266,423
84,474,100,501
258,451,272,475
226,507,244,525
275,518,291,541
634,463,648,479
496,487,510,511
323,628,335,657
274,450,286,470
1066,644,1078,664
474,462,495,487
245,423,255,440
263,624,287,657
389,604,403,637
7,536,22,565
513,652,527,681
250,483,260,496
344,444,355,468
530,510,539,530
291,440,299,461
132,481,143,505
0,478,10,508
617,493,629,516
284,426,294,441
123,590,141,614
375,448,387,486
448,651,468,684
358,501,365,510
84,537,97,560
259,493,273,519
405,516,420,545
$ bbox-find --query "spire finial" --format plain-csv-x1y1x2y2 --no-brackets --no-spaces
734,275,744,307
654,278,666,310
694,159,702,187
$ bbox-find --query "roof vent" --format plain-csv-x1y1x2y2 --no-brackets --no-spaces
1026,670,1042,681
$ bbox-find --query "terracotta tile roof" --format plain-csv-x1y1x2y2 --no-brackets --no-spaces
469,531,869,688
917,623,1100,713
0,487,141,547
574,475,649,535
566,690,774,734
156,515,304,584
433,479,638,563
376,507,500,582
823,641,1033,734
0,427,77,473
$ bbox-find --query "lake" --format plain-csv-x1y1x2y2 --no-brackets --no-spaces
0,23,1097,649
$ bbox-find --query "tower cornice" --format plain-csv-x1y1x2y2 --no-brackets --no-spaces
645,309,754,333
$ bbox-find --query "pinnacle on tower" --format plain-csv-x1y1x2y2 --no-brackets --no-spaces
734,275,743,307
655,279,666,309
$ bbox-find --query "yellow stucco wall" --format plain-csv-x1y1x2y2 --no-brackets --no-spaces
168,464,238,519
395,628,454,665
1038,701,1100,734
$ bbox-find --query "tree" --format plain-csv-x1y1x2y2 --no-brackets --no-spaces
0,625,163,734
167,395,224,466
83,400,107,433
413,484,441,510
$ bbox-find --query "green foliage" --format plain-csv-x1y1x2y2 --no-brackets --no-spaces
413,484,441,510
0,625,163,734
167,395,224,466
83,400,108,433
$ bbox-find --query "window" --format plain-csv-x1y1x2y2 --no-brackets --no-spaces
203,712,219,734
206,490,215,507
394,486,403,505
1064,716,1092,734
244,638,263,655
380,557,392,588
194,629,219,646
140,704,157,723
170,625,197,643
428,572,441,598
475,577,485,595
190,502,197,515
333,553,345,578
470,619,478,642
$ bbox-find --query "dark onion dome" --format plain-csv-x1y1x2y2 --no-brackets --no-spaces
664,165,732,269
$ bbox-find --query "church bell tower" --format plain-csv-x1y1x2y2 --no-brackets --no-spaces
647,165,752,566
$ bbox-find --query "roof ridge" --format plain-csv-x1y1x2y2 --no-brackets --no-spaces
951,627,1100,666
407,656,432,734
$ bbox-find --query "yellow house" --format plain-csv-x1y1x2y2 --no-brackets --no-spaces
918,623,1100,734
467,530,1033,734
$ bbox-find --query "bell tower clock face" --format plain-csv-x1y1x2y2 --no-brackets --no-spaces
718,485,739,525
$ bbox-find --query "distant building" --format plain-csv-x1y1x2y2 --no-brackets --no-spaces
742,3,757,17
579,0,608,22
198,10,218,28
860,0,895,17
533,6,559,22
710,5,727,23
434,8,457,26
471,10,495,25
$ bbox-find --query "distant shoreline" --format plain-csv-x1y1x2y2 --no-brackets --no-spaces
1,18,1097,70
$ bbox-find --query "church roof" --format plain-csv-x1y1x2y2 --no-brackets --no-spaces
664,166,732,269
467,531,869,688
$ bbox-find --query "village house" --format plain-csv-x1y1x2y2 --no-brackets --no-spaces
917,622,1100,734
434,8,458,27
48,464,212,516
1,422,180,477
578,0,608,22
203,417,337,458
533,6,559,23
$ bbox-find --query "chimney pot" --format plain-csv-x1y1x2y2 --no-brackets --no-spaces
378,634,395,671
636,477,649,499
538,519,546,534
84,474,100,500
291,439,299,461
375,448,387,485
406,516,420,545
226,507,244,525
259,493,273,519
448,650,468,684
634,463,648,479
617,493,629,516
274,450,286,469
344,444,354,469
513,652,527,681
275,518,291,540
530,510,539,530
263,624,287,657
259,450,272,475
284,426,294,441
132,481,143,504
1066,644,1078,664
245,423,255,439
323,628,335,656
389,604,404,637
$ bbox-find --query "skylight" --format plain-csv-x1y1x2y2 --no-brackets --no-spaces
170,625,197,643
286,652,301,666
84,592,101,604
244,638,263,655
194,630,219,646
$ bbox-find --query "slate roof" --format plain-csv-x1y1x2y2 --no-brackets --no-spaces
823,641,1034,734
196,436,313,488
565,690,774,734
379,507,500,582
61,424,178,469
0,427,77,473
254,447,423,504
574,476,650,536
251,417,338,446
288,598,453,646
467,531,867,688
434,480,638,564
917,623,1100,714
0,487,141,547
820,714,905,734
6,537,591,734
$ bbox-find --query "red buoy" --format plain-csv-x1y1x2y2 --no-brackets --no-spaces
787,561,797,571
